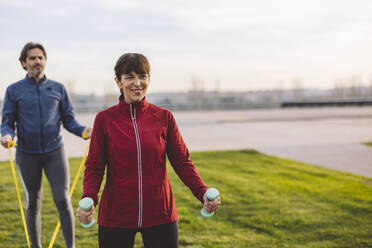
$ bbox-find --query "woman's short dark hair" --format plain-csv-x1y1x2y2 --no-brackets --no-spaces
19,42,47,70
114,53,150,80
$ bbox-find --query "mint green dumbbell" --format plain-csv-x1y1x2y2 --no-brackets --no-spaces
79,197,95,228
200,188,219,218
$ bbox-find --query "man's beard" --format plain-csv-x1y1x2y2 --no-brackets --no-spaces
29,66,43,78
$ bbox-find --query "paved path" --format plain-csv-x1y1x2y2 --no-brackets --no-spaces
1,106,371,178
175,107,372,178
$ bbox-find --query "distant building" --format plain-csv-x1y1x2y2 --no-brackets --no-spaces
1,86,371,114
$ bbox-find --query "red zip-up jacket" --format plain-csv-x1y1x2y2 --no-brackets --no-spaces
82,97,208,228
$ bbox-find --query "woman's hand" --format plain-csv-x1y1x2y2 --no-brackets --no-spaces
76,205,96,224
203,194,221,213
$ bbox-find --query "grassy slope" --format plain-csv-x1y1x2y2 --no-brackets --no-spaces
0,150,371,247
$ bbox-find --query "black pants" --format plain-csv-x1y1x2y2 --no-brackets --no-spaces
98,222,179,248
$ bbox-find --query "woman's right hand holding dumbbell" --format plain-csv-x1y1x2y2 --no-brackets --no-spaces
76,204,96,225
201,188,221,218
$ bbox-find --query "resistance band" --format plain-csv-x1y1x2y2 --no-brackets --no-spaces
8,141,31,248
48,140,90,248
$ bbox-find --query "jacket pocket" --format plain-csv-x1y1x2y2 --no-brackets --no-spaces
161,183,170,216
16,123,24,142
18,93,37,112
44,90,61,111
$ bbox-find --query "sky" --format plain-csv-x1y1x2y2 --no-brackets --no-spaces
0,0,371,96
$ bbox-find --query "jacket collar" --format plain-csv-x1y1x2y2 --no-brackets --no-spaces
25,74,48,85
118,95,149,115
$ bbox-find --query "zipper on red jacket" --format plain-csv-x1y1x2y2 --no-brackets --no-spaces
130,104,143,228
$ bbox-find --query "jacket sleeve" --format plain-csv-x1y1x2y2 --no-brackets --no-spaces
1,87,17,138
166,112,208,203
60,85,85,137
82,113,107,205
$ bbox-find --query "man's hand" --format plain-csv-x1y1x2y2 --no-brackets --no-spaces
1,135,13,148
82,127,93,140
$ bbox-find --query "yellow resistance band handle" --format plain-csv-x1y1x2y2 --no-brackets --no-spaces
8,142,31,248
82,130,90,139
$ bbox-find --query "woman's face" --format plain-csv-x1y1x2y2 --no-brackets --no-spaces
115,72,150,103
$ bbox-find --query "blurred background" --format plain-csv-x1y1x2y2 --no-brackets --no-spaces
0,0,372,176
1,0,372,110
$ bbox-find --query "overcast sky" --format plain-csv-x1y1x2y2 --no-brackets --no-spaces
0,0,371,96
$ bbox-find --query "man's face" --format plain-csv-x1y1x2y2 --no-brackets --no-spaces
21,48,46,78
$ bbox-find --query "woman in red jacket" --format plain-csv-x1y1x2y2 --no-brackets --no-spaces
76,53,221,248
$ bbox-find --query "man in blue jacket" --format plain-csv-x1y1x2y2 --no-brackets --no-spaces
1,42,92,248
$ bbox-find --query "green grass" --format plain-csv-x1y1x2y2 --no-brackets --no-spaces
0,150,371,247
363,142,372,147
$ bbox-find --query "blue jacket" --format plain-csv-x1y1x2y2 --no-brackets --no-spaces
1,75,85,154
